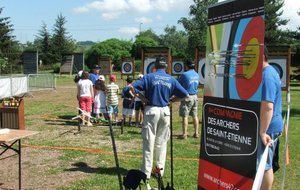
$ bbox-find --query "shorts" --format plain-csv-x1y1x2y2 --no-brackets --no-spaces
122,108,135,116
107,105,118,114
257,132,281,170
79,96,93,112
179,95,198,117
134,101,144,111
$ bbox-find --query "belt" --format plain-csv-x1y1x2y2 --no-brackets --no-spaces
189,93,197,95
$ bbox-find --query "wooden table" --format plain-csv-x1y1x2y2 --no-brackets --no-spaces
0,129,38,190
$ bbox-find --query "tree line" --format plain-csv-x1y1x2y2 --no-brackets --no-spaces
0,0,299,77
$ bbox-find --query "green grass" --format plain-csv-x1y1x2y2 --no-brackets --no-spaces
19,75,300,189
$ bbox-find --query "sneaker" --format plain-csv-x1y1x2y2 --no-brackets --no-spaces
193,133,199,138
179,134,187,140
87,122,93,126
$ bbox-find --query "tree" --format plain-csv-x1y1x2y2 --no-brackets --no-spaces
178,0,217,57
85,38,133,71
264,0,289,44
159,25,188,58
51,13,76,64
0,7,20,74
132,29,160,59
35,22,52,65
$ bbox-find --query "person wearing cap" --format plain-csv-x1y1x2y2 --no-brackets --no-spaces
106,74,119,122
257,46,283,190
178,59,200,139
89,64,101,85
93,75,107,120
134,74,145,127
121,75,135,126
130,57,188,189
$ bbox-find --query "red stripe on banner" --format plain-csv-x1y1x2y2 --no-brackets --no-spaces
198,159,254,190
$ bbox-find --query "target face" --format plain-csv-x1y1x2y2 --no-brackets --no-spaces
144,58,157,74
235,16,264,100
172,61,184,75
269,58,287,88
198,58,206,85
122,62,133,74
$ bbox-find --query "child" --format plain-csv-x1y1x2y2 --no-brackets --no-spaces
106,74,119,122
134,74,145,128
122,76,135,126
93,75,107,121
77,71,94,126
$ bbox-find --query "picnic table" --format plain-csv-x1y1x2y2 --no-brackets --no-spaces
0,129,38,190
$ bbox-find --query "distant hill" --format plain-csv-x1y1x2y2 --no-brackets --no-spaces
77,41,96,47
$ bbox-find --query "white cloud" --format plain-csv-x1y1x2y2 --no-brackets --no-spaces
127,0,152,12
73,7,89,14
134,17,153,24
118,27,139,34
280,0,300,30
102,12,121,20
73,0,193,19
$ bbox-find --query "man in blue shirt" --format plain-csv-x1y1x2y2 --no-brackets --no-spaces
258,46,283,190
89,64,101,85
131,57,188,190
178,59,200,139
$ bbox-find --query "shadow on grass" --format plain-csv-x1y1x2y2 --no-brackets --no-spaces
290,108,300,117
65,162,128,175
44,114,79,126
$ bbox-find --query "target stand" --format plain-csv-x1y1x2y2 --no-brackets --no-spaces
98,56,112,76
171,57,184,77
121,57,135,79
268,45,291,91
141,47,171,75
195,47,206,87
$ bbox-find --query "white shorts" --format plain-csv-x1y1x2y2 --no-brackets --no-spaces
122,108,135,116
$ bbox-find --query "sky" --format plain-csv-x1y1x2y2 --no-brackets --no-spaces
1,0,299,44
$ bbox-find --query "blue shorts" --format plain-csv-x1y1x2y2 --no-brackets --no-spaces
257,132,281,170
107,105,118,114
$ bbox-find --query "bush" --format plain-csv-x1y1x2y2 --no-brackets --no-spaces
52,63,61,73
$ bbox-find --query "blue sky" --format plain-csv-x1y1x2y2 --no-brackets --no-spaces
2,0,299,44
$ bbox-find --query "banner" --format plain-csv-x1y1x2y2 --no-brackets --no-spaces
198,0,264,189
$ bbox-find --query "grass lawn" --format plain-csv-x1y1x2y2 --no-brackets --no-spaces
0,74,299,190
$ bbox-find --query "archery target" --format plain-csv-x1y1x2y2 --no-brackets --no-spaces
122,61,133,74
172,61,184,75
198,58,206,85
144,57,156,74
269,58,287,88
233,16,264,101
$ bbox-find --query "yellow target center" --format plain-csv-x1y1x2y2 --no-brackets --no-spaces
243,38,259,79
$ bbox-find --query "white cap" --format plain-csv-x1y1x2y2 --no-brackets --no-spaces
138,74,143,79
78,70,83,77
99,75,105,81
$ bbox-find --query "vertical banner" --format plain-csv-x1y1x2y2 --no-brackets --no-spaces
23,51,38,74
141,47,171,74
73,53,84,74
198,0,264,189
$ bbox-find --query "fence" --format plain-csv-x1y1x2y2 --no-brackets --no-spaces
0,74,56,99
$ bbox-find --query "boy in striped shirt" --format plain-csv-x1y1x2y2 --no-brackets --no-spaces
106,74,119,122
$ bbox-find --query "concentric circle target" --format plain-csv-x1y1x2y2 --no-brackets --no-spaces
236,16,264,100
146,61,156,74
122,62,133,74
269,62,283,79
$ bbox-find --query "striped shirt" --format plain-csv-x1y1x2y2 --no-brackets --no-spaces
106,82,119,105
